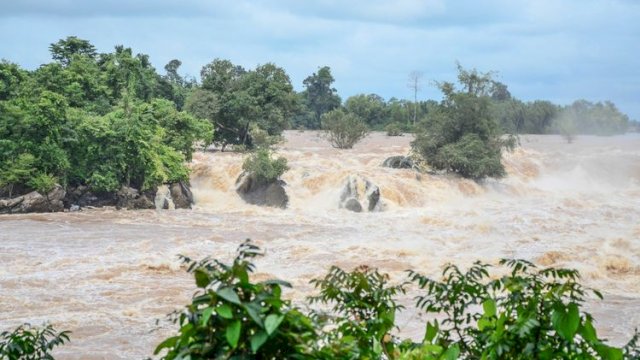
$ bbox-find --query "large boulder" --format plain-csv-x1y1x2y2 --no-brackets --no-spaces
235,172,288,209
339,175,381,212
0,184,66,214
116,186,155,210
382,155,414,169
169,181,194,209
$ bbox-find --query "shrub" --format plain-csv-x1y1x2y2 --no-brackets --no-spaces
412,66,515,180
154,240,638,360
322,108,369,149
28,173,57,194
385,122,404,136
408,259,631,359
154,240,319,359
0,153,35,198
309,265,407,358
242,148,288,184
0,323,70,360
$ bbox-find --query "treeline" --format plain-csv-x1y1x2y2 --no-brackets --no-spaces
1,37,635,199
0,37,212,200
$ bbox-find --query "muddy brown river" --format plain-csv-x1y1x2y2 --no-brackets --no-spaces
1,131,639,359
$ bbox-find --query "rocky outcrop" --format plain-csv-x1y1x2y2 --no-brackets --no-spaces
64,185,117,208
339,175,381,212
235,172,288,209
116,186,155,210
63,181,194,210
170,181,194,209
0,184,66,214
382,155,414,169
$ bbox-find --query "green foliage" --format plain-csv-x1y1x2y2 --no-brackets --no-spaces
0,153,35,197
155,240,318,359
193,59,297,149
28,173,58,194
71,102,191,191
49,36,97,67
322,108,369,149
385,122,404,136
154,241,638,360
345,94,387,129
0,323,70,360
309,265,407,359
408,259,632,359
149,99,213,160
297,66,341,129
242,149,289,184
412,66,513,179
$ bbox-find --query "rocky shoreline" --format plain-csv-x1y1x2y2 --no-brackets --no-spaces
0,181,194,214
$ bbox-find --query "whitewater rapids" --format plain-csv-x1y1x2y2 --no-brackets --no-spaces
1,131,639,359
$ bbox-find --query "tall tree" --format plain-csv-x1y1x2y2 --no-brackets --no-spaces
344,94,387,129
301,66,341,129
49,36,97,67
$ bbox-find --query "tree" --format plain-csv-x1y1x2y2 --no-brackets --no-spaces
412,65,514,179
322,109,369,149
344,93,387,129
0,153,35,198
490,81,511,101
407,71,423,125
455,61,496,96
49,36,97,67
301,66,341,129
191,59,296,149
0,60,28,101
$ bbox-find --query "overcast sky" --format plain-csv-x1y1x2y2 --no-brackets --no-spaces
1,0,638,119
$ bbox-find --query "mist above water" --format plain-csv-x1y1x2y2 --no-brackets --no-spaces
1,131,638,359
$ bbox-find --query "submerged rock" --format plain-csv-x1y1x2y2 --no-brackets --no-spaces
381,155,414,169
0,184,66,214
339,175,381,212
235,172,289,209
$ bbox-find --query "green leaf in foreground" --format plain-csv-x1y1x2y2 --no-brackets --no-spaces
226,320,241,348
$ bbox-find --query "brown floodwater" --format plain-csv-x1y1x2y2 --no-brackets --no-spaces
1,131,639,359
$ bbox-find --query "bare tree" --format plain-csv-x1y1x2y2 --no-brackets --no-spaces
407,71,423,125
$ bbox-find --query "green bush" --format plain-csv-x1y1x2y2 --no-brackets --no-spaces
154,240,319,359
242,148,288,184
28,173,57,194
385,122,404,136
408,259,631,359
0,153,35,198
322,108,369,149
0,323,70,360
412,67,515,180
153,240,638,360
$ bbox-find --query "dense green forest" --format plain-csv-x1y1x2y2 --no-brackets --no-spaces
0,37,636,202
